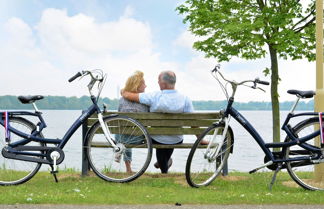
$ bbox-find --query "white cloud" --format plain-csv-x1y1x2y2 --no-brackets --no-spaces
37,8,153,56
174,30,195,49
0,7,317,103
0,8,170,99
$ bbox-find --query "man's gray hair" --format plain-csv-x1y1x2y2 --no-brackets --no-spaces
161,71,176,85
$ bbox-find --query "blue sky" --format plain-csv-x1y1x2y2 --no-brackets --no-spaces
0,0,315,102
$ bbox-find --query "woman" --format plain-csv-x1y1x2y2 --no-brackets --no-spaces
117,71,149,173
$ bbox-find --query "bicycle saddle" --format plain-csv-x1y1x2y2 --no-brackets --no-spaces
18,95,44,104
287,90,315,99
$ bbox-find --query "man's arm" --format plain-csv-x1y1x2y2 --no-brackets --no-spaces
121,91,140,103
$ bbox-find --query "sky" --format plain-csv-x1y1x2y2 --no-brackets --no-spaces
0,0,316,102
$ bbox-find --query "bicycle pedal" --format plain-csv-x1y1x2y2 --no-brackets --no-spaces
50,170,58,174
50,165,59,182
249,168,258,174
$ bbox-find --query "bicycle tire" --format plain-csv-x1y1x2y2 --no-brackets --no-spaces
85,115,152,183
186,123,233,187
0,117,44,185
285,117,324,190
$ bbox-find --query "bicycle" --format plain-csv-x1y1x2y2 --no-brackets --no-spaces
0,69,152,185
186,64,324,191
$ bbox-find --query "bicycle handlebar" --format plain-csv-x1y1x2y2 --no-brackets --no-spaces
255,78,269,86
212,65,269,87
211,64,269,98
68,69,107,99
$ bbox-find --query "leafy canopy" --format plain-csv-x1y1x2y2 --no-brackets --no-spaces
177,0,316,62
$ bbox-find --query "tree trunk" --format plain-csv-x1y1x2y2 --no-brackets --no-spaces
269,45,281,145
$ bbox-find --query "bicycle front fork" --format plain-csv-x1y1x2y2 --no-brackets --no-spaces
97,113,119,150
204,117,230,161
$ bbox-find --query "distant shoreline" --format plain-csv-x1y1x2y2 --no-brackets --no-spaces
0,95,314,111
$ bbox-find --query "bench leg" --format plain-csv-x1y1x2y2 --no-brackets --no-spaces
81,111,89,176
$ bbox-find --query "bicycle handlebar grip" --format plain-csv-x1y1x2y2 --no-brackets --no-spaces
68,72,82,82
257,80,270,85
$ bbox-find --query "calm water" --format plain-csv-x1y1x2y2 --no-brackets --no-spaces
18,110,310,173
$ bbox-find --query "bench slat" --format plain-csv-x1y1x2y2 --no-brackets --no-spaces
90,127,211,135
90,112,220,120
91,142,216,149
87,119,216,127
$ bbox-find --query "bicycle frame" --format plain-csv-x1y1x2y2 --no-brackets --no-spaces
209,66,322,168
221,97,322,165
0,69,120,158
0,97,100,150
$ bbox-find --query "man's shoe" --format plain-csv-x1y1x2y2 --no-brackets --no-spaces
153,158,173,169
154,162,160,169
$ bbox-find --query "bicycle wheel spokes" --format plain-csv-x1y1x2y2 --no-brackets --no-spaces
285,118,324,190
186,124,233,187
0,117,42,185
87,116,152,183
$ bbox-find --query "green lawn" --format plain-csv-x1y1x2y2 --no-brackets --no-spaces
0,171,323,204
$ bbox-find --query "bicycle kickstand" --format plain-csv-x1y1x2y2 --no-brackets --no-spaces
50,165,59,183
269,163,282,191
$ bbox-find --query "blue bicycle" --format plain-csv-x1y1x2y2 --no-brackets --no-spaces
186,65,324,190
0,70,152,185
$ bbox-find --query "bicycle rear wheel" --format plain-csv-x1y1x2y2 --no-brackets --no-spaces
85,115,152,183
285,117,324,190
0,117,43,185
186,123,233,187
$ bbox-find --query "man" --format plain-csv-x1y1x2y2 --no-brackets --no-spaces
122,71,194,173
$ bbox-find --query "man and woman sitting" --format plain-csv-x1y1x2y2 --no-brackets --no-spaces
118,70,195,174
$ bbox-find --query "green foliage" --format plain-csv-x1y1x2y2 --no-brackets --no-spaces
177,0,316,62
177,0,316,143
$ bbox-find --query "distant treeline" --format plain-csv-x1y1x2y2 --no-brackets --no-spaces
0,95,314,111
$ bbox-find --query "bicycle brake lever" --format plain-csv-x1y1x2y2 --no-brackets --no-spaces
257,87,266,92
78,71,88,80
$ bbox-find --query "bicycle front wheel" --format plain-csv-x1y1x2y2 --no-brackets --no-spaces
285,117,324,190
0,117,43,185
186,123,233,187
85,115,152,183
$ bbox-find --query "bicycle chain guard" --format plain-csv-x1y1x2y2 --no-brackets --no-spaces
2,146,65,165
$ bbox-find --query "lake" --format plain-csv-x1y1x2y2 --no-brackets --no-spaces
20,109,310,173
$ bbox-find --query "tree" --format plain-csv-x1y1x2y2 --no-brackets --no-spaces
177,0,316,143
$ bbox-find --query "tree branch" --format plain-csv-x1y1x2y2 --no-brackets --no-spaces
292,8,315,30
256,0,265,10
294,16,315,33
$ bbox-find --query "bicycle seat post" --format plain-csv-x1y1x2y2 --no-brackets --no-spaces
32,102,40,113
289,96,300,114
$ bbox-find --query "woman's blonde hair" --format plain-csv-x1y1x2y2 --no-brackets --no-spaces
123,71,144,93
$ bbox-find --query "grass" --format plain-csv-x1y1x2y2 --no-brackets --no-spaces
1,170,324,204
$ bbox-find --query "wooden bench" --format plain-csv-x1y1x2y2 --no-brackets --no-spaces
81,111,228,176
